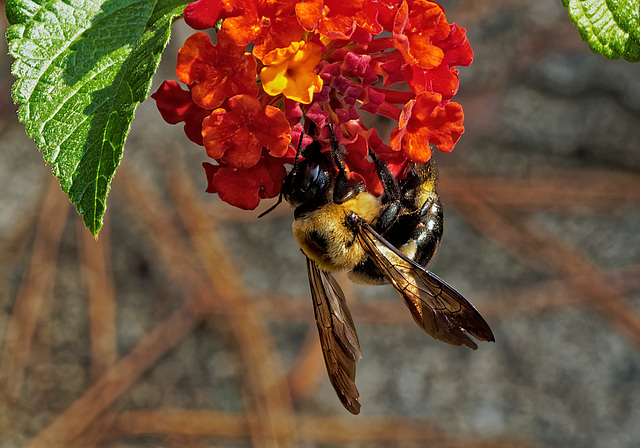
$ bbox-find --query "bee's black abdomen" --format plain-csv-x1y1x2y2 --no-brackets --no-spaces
411,221,442,266
349,257,389,285
411,194,443,266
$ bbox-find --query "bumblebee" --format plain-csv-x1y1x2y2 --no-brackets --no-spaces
272,126,494,414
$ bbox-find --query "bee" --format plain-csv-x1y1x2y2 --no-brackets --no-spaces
266,126,494,414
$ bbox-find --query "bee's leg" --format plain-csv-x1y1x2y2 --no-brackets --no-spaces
374,158,443,266
375,201,401,233
368,151,400,203
333,167,365,204
368,151,403,233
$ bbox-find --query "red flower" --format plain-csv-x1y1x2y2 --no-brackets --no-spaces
203,147,296,210
201,94,292,169
184,0,225,30
221,0,304,60
393,0,450,70
370,48,405,86
151,80,211,146
176,31,258,110
338,120,409,197
154,0,475,210
390,91,464,163
295,0,365,40
404,23,473,100
358,0,400,34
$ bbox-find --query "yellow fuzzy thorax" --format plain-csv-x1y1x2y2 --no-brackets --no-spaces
292,192,380,272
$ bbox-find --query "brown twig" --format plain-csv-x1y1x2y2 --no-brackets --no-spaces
0,177,70,403
286,326,325,402
76,217,118,380
73,217,123,447
66,412,119,448
0,188,41,292
439,168,640,214
107,409,542,448
444,179,640,349
251,264,640,327
24,304,203,448
165,165,296,448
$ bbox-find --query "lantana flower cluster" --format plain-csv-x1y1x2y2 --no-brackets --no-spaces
153,0,473,210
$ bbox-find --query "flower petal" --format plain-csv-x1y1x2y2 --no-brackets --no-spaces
260,41,323,104
176,31,258,110
391,92,464,163
151,80,211,146
202,94,292,169
184,0,224,30
202,150,290,210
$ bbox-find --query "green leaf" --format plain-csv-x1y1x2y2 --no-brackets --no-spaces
6,0,190,236
563,0,640,62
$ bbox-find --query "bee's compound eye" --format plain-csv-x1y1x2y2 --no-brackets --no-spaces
301,164,320,192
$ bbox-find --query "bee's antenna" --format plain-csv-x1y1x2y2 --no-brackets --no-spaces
328,124,364,204
327,124,346,172
258,127,306,219
257,192,283,218
369,149,401,203
291,127,306,172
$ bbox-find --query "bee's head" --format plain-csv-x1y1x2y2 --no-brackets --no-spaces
283,141,333,208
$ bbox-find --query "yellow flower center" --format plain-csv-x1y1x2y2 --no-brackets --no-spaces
260,41,324,104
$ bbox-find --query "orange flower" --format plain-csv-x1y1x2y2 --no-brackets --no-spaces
393,0,450,70
404,23,473,101
355,0,399,35
260,41,323,104
295,0,365,39
184,0,225,30
202,94,291,169
221,0,304,59
390,92,464,163
176,31,258,110
155,0,476,210
203,149,293,210
151,80,211,146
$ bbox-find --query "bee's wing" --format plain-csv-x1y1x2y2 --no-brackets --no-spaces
357,222,494,349
306,257,362,414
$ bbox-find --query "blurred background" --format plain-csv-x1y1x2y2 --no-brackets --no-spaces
2,1,640,447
